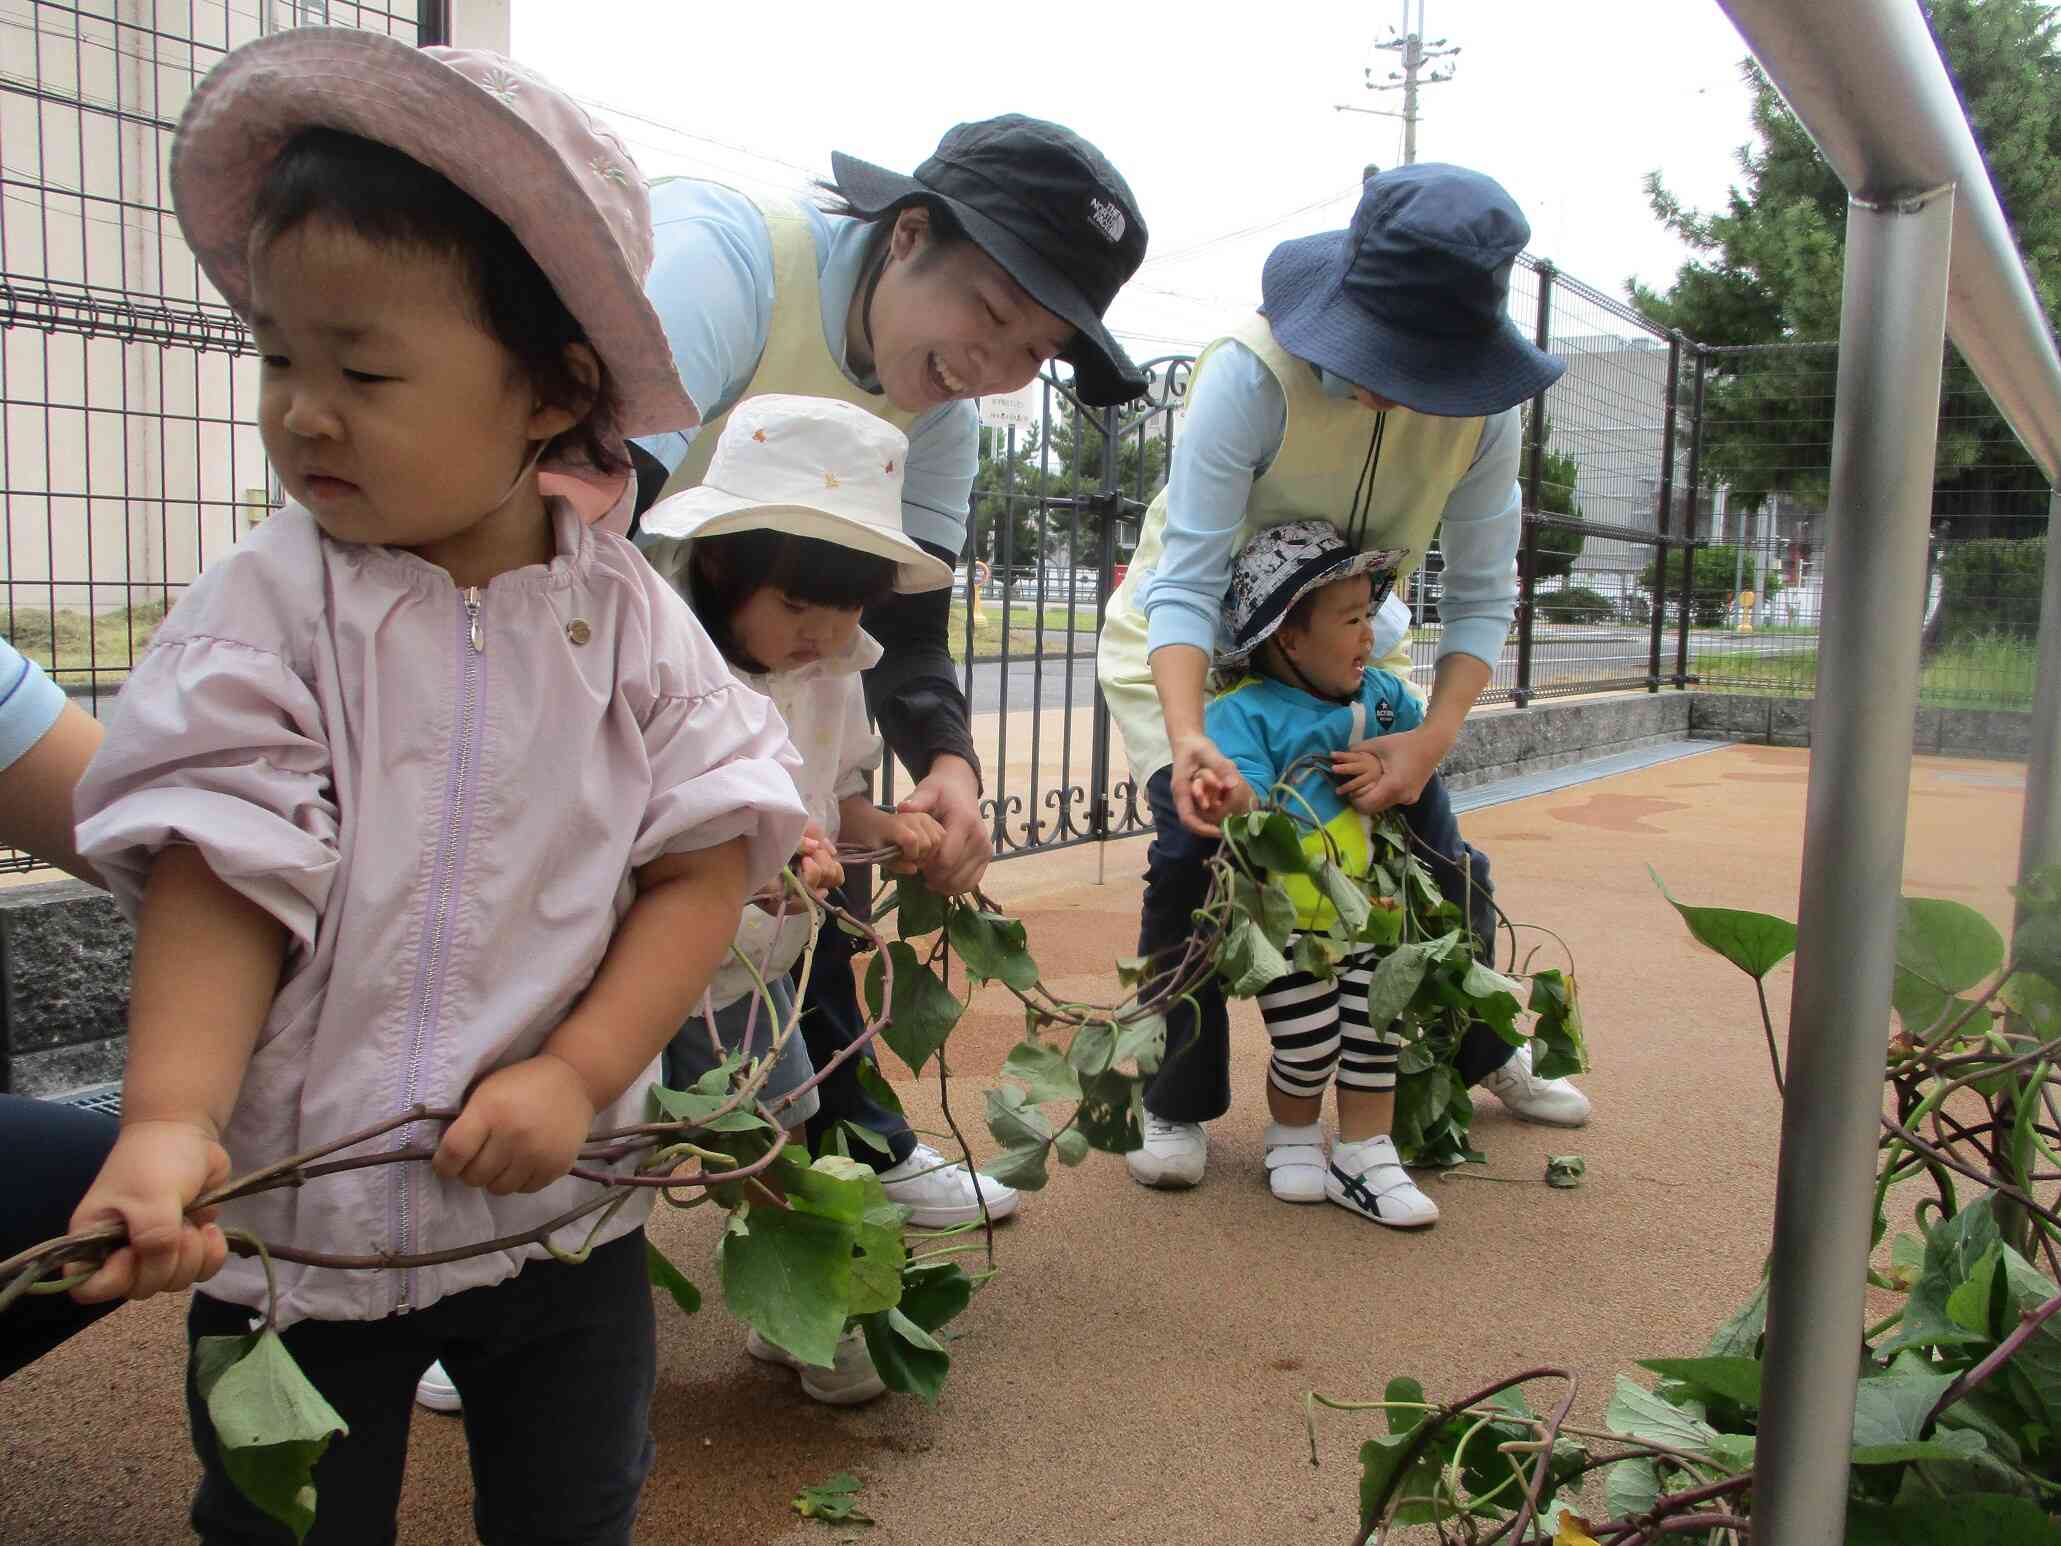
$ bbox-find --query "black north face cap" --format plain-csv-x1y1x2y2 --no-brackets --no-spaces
831,114,1150,406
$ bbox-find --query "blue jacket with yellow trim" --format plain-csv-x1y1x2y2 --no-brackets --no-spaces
1205,668,1424,930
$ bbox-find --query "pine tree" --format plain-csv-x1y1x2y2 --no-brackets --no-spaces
1630,0,2060,532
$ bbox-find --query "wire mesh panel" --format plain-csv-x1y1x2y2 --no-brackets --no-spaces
923,362,1177,858
1684,342,2046,709
0,0,419,870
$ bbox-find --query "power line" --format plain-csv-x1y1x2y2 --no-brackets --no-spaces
1137,184,1362,270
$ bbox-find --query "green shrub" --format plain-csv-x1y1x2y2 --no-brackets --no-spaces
1533,584,1614,623
1639,544,1784,628
1932,537,2043,647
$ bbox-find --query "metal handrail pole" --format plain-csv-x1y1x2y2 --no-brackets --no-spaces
2018,487,2061,893
1755,185,1955,1544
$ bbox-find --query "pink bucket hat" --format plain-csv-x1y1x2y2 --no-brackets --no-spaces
169,28,697,531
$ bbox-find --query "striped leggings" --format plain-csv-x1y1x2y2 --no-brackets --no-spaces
1256,941,1403,1098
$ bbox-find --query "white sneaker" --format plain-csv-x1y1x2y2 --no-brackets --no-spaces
878,1142,1020,1229
746,1327,887,1406
1478,1044,1592,1128
414,1360,462,1413
1125,1113,1207,1189
1261,1120,1327,1203
1326,1135,1439,1228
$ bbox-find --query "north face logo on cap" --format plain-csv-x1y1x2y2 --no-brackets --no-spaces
1087,196,1126,244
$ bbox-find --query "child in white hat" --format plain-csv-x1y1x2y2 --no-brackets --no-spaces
640,393,958,1403
63,30,805,1541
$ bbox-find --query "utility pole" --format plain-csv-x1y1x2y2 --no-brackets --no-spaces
1335,0,1460,165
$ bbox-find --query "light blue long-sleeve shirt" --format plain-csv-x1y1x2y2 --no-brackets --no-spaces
633,180,978,556
1142,340,1521,670
0,636,66,772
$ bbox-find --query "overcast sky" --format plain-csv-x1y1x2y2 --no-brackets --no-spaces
511,1,1766,356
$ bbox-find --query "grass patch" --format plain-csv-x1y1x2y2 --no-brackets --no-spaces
3,597,1105,678
1691,631,2035,710
4,600,170,685
947,602,1100,662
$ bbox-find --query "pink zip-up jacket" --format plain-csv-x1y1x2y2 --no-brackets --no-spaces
74,501,808,1326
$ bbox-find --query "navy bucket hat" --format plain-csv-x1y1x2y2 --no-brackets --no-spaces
1260,164,1565,418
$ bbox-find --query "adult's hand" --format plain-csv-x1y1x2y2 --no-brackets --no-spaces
1171,731,1242,838
896,754,991,896
1330,723,1453,814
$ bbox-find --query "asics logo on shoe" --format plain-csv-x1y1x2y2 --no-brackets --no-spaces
1330,1164,1385,1217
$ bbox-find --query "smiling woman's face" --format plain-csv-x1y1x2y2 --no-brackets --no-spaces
857,207,1076,413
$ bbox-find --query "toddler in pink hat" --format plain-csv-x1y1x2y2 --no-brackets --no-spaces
64,28,804,1543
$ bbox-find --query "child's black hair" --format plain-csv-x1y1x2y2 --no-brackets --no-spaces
687,529,901,671
250,127,625,475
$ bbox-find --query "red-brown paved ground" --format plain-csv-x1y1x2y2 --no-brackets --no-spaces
0,745,2028,1544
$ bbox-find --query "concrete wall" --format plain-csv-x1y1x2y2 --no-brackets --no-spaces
1443,691,1692,793
1686,692,2032,761
0,879,132,1097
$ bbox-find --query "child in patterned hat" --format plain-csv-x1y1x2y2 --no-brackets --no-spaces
1188,519,1441,1228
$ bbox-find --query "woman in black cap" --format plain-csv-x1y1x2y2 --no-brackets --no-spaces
620,116,1148,1371
1095,163,1592,1195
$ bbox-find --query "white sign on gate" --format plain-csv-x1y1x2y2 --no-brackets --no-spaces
977,383,1040,432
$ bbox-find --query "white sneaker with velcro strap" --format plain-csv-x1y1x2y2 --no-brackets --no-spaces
1262,1120,1328,1203
1325,1134,1439,1228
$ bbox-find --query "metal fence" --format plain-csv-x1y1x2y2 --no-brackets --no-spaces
0,5,2049,874
1,0,424,732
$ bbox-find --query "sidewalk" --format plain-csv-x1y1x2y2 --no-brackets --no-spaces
0,745,2028,1544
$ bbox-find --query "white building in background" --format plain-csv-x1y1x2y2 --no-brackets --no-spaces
0,1,316,618
1533,331,1674,557
1,2,504,626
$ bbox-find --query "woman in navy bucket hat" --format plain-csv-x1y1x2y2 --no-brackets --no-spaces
1095,163,1592,1192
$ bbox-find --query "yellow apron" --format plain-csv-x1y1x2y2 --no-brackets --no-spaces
657,191,921,502
1095,314,1484,781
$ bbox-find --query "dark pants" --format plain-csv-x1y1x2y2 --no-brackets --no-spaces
796,882,916,1172
1139,767,1516,1124
0,1093,120,1381
186,1228,656,1546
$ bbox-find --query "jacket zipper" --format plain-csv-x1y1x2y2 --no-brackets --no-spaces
392,586,485,1313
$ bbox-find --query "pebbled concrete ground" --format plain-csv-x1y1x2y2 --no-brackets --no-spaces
0,745,2026,1544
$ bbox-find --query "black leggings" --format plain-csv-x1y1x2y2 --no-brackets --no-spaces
0,1093,119,1381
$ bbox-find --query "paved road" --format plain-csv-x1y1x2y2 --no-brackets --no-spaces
960,628,1819,715
63,626,1814,722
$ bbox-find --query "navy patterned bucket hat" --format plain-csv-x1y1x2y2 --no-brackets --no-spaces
1260,164,1564,418
1220,520,1407,664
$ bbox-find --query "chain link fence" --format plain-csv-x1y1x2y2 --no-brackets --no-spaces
1,0,421,730
1679,342,2045,710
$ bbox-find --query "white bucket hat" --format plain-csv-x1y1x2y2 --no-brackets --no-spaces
640,396,953,593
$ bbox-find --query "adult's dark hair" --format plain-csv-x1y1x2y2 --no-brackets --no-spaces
813,182,972,262
251,127,625,475
687,528,900,671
